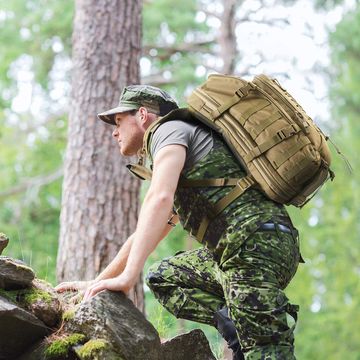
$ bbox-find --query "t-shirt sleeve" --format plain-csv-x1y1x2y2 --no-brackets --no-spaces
149,120,214,170
150,120,194,159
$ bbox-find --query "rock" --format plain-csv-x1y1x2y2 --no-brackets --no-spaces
161,329,216,360
0,256,35,290
25,279,62,327
0,279,62,328
14,340,48,360
64,290,161,360
15,335,82,360
0,233,9,255
74,338,123,360
0,296,50,360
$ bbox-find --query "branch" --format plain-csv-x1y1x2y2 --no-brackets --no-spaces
237,16,290,27
142,40,215,60
0,167,63,200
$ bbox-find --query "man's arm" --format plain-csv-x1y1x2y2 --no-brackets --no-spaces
56,208,179,293
95,211,179,281
82,144,186,300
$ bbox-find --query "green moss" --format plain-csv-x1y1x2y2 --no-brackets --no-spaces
62,308,76,321
23,288,52,305
76,339,108,359
45,333,86,358
0,287,53,306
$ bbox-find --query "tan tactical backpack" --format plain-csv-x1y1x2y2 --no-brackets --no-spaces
184,73,335,207
130,74,336,211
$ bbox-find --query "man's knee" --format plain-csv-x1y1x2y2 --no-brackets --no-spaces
145,260,163,289
228,286,298,355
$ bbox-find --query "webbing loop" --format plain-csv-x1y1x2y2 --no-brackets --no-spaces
210,83,255,120
244,123,301,163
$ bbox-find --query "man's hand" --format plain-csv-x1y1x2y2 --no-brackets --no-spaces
55,280,96,293
82,273,134,302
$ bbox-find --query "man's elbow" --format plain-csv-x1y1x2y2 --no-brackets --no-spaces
146,190,174,208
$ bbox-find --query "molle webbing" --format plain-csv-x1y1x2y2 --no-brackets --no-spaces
186,74,336,207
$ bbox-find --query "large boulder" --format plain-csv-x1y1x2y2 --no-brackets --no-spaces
0,296,50,360
161,329,216,360
0,256,35,290
64,290,161,360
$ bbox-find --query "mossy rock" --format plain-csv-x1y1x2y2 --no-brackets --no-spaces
0,256,35,289
0,278,62,327
62,308,76,322
44,333,86,359
75,339,123,360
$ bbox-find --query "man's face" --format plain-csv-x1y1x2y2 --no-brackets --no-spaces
112,111,144,156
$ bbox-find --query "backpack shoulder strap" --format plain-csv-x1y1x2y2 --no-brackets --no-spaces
142,108,194,161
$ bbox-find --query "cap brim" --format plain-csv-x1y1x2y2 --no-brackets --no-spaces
97,105,139,125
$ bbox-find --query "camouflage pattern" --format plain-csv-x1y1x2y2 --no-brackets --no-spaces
146,230,301,359
174,134,291,265
97,85,179,125
146,130,301,359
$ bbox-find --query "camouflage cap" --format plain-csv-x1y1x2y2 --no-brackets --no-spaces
97,85,179,125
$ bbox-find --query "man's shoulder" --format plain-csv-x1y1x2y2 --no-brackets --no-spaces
156,119,197,131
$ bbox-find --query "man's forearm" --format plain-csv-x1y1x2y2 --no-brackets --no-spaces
94,212,177,283
122,191,174,282
95,234,134,281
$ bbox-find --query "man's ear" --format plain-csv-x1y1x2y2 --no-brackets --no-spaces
137,107,148,124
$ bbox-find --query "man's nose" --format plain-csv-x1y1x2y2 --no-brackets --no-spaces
112,128,119,138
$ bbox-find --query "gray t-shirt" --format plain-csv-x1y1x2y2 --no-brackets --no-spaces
150,120,214,170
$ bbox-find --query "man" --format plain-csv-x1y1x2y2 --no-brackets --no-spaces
56,85,302,360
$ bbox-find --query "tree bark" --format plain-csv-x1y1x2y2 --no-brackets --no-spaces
219,0,238,74
57,0,144,311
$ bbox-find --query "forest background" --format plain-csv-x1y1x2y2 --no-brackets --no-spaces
0,0,359,359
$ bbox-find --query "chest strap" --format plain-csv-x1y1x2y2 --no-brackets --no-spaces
126,163,255,242
196,175,254,241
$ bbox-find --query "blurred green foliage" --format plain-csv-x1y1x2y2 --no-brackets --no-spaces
0,0,74,283
0,1,359,359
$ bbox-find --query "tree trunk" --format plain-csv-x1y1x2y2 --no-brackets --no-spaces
57,0,144,311
219,0,238,74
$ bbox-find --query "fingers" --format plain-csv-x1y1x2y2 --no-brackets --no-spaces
82,281,107,302
55,280,95,293
55,281,78,293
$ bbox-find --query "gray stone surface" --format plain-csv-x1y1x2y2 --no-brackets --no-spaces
14,341,48,360
0,296,49,360
161,329,216,360
26,279,62,328
64,290,161,360
0,234,9,256
0,256,35,290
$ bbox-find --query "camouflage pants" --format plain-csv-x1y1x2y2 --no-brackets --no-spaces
146,228,301,360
